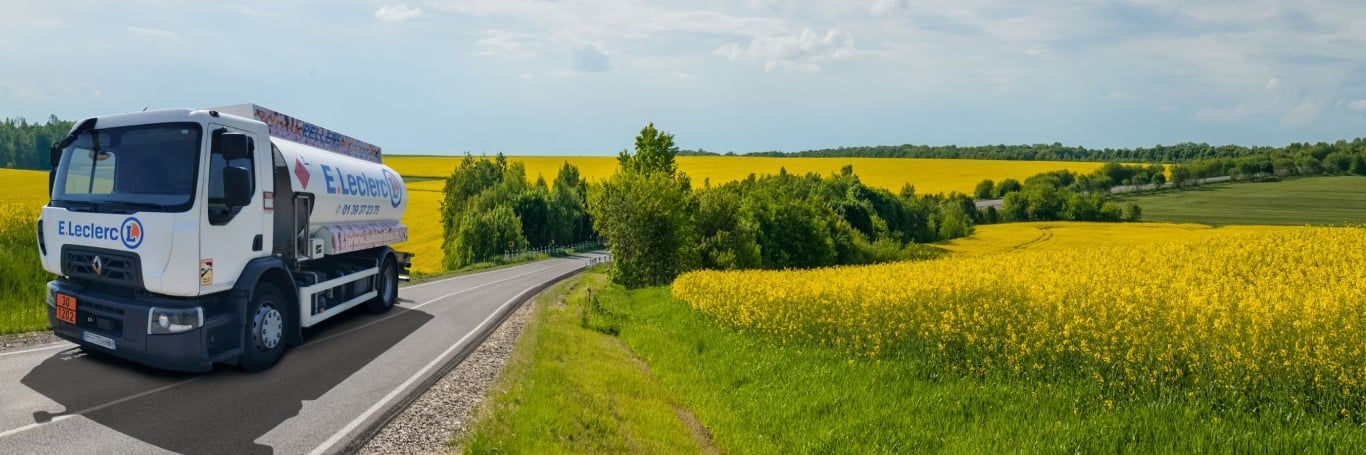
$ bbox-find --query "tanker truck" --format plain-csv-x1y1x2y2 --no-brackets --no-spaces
37,104,412,372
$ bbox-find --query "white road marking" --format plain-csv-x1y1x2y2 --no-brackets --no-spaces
0,342,73,358
399,251,599,291
306,263,579,455
0,417,73,440
0,257,590,441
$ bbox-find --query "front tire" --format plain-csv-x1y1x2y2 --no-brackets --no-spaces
240,283,287,372
366,256,399,314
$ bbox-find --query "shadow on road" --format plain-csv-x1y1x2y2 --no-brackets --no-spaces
20,306,433,454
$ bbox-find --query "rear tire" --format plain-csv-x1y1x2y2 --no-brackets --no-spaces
366,256,399,314
240,283,287,372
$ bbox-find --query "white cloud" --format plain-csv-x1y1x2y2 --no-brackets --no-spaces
1024,45,1054,59
988,70,1016,97
715,28,858,73
1192,104,1258,123
869,0,908,16
127,27,180,44
1280,100,1320,127
1265,77,1279,90
474,30,536,57
571,44,611,72
674,71,694,80
226,4,261,16
1347,99,1366,112
1194,92,1326,127
375,4,426,23
744,0,789,11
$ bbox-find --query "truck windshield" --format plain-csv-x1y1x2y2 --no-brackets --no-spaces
51,123,202,213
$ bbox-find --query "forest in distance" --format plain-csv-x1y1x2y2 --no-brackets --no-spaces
5,114,1366,172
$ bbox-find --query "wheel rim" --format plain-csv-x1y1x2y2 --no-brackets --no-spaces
252,303,283,351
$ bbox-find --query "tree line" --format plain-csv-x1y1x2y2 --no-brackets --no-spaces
974,163,1151,224
0,116,73,170
441,124,985,288
1167,148,1366,183
752,139,1366,164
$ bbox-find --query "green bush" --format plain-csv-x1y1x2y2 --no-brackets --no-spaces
440,154,593,269
590,170,697,288
451,205,527,267
973,179,995,199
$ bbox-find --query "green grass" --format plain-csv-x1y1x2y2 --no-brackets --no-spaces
0,204,51,334
460,270,711,454
1122,176,1366,225
464,273,1366,453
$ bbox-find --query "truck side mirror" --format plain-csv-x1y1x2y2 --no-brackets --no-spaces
214,133,253,160
223,165,253,208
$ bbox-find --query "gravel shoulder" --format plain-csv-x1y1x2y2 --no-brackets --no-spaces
358,288,539,454
0,330,61,352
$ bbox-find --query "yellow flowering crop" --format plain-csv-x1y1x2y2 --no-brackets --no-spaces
674,226,1366,412
387,155,1106,195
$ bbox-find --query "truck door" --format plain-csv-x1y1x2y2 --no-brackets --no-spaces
200,124,267,293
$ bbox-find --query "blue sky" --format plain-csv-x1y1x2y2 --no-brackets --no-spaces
2,1,1365,155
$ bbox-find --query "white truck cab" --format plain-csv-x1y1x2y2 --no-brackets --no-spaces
39,104,411,372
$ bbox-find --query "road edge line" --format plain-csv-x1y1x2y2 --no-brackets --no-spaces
311,260,593,455
0,342,72,358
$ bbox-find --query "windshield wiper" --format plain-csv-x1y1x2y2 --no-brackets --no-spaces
56,200,100,212
100,201,167,213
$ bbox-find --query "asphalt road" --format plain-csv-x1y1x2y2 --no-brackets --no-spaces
0,252,607,455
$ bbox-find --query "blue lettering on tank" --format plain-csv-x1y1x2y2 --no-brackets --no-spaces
313,163,405,211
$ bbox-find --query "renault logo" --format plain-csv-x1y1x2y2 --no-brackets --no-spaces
91,256,104,276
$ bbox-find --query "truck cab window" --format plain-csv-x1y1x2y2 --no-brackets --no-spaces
208,130,255,225
61,147,117,195
50,123,202,212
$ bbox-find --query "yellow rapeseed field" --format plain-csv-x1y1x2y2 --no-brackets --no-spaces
0,168,51,206
387,156,1106,195
399,187,443,273
674,226,1366,413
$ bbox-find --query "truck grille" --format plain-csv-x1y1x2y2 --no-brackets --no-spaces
78,301,126,337
62,246,142,289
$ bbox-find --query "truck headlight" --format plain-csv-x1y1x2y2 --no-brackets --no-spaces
46,286,56,308
148,307,203,334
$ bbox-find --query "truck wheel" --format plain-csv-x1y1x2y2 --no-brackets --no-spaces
240,283,287,372
366,256,399,314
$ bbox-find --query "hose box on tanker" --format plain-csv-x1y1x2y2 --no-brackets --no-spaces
215,104,408,258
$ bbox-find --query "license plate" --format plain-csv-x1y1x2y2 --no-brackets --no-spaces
82,331,116,350
55,293,77,325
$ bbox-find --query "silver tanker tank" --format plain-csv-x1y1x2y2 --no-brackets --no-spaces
216,104,408,257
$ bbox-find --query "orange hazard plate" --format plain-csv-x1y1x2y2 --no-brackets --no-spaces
56,293,77,325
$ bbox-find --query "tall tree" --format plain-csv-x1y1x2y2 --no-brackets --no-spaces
617,123,678,176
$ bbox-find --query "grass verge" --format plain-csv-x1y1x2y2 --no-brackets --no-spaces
0,204,51,334
459,269,711,454
1120,176,1366,225
461,272,1366,454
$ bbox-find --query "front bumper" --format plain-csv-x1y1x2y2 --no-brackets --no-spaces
47,279,237,372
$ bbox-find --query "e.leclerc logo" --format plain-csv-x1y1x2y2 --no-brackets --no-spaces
319,164,404,209
56,216,144,250
383,169,403,208
120,217,144,249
